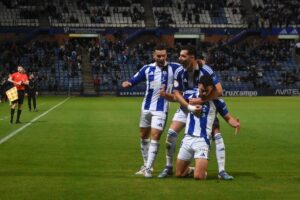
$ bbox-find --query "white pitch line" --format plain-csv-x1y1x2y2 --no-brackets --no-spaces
0,97,70,145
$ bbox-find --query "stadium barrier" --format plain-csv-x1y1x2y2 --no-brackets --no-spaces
117,88,300,97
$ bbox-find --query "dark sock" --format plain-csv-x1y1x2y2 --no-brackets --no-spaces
10,108,15,123
16,109,22,122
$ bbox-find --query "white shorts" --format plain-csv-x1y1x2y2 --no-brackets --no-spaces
177,135,210,161
172,107,188,123
139,110,167,131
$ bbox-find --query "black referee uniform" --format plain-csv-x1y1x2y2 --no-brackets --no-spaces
27,77,38,112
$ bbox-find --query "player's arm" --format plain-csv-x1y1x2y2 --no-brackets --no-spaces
222,113,240,134
223,113,240,128
121,81,132,88
8,74,21,85
159,85,176,102
173,70,201,112
189,76,223,105
216,99,240,134
122,65,147,88
174,90,201,113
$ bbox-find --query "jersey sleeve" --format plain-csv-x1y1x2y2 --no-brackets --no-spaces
10,73,15,80
173,68,184,91
214,98,229,117
129,65,147,86
202,65,220,85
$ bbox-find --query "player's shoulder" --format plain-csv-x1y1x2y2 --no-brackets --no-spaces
169,62,182,68
140,63,154,71
145,62,156,68
169,62,183,72
10,72,17,77
201,64,215,75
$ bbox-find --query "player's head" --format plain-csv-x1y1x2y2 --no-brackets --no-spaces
198,75,214,98
17,66,25,73
197,54,206,67
29,73,34,79
179,45,197,69
153,45,167,67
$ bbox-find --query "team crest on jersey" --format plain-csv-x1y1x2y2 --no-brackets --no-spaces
174,80,179,87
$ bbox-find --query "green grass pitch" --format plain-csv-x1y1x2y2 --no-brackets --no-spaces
0,96,299,200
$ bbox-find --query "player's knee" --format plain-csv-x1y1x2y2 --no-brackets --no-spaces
175,167,186,178
175,171,185,178
151,132,162,140
194,173,206,180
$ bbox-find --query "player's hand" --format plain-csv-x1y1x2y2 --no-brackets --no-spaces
122,81,132,88
189,98,204,105
234,118,240,135
36,92,38,96
159,84,166,97
193,105,203,117
16,81,22,86
25,93,28,97
188,104,202,117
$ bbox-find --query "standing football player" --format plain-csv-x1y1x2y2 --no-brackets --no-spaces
122,45,182,178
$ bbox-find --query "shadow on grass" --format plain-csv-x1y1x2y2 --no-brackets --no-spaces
131,171,262,181
207,171,262,180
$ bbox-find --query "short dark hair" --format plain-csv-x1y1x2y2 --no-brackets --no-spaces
198,54,205,60
181,45,197,57
199,75,214,87
154,44,167,51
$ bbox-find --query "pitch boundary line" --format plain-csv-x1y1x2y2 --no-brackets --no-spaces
0,97,70,145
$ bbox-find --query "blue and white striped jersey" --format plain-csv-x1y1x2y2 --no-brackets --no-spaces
174,64,220,95
173,64,220,110
185,98,229,144
129,62,182,112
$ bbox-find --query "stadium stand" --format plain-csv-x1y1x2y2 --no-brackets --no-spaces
48,0,145,28
0,40,83,92
152,0,247,28
250,0,300,28
0,0,299,95
87,38,299,92
0,0,39,27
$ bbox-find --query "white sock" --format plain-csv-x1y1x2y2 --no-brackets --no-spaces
214,133,225,173
140,138,150,166
166,129,178,167
146,140,159,169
